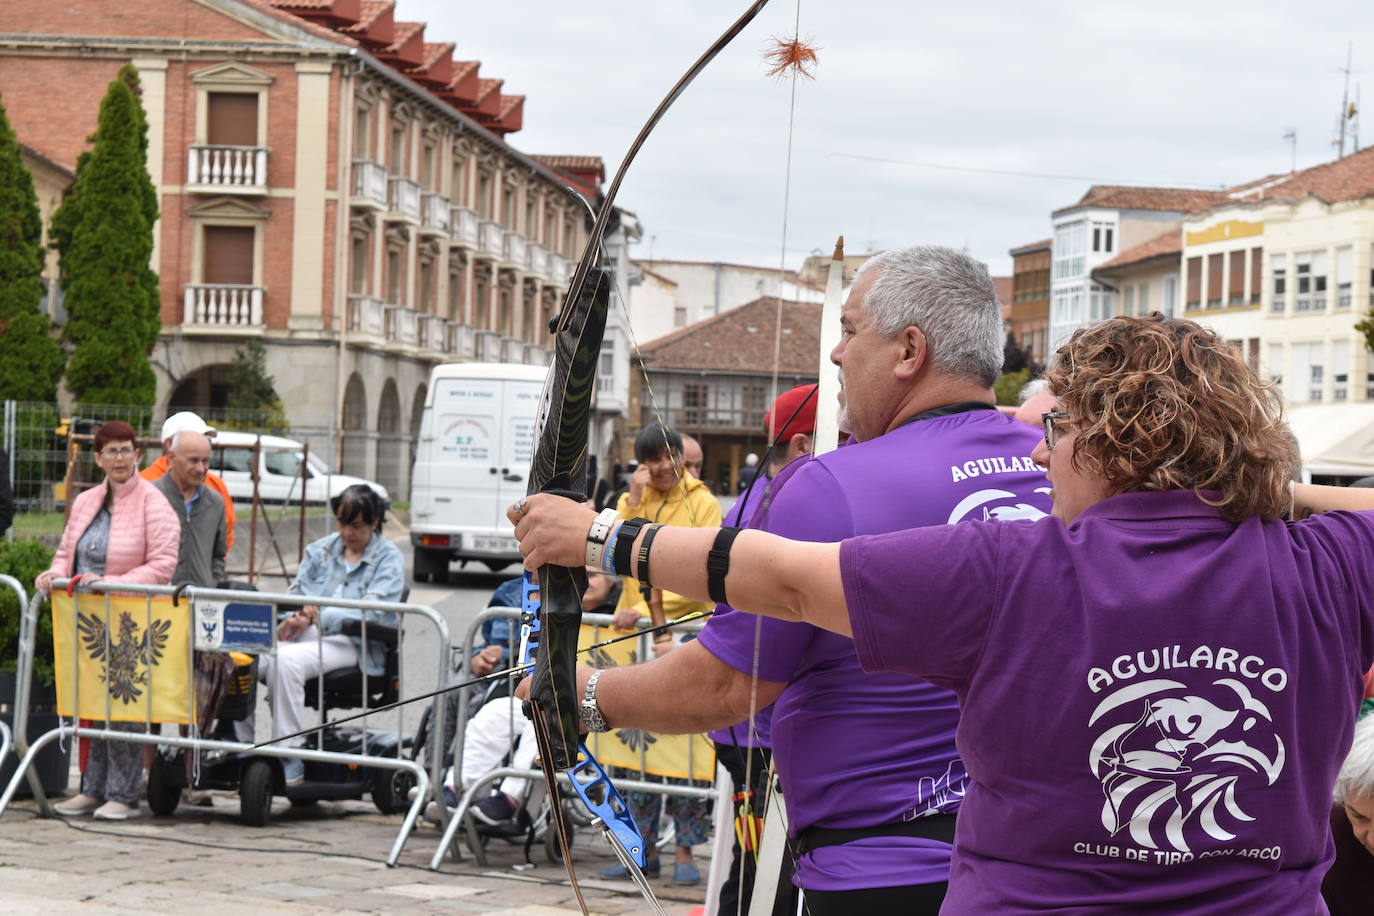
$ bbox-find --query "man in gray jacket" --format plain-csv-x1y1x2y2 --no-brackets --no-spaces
152,430,226,588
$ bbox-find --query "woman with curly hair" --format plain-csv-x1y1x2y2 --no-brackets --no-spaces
511,314,1374,914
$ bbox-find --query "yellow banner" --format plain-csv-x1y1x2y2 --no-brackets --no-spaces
579,624,715,782
52,593,193,724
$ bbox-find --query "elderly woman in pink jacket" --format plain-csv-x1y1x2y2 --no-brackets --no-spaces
36,420,180,820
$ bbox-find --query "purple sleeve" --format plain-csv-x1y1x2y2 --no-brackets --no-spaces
1303,510,1374,670
841,520,1003,690
698,460,855,682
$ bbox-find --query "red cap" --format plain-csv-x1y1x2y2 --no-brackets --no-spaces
764,384,818,443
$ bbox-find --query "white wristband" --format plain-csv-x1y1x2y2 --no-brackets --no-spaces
584,507,619,569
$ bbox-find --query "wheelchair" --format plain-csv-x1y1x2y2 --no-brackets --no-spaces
147,614,413,827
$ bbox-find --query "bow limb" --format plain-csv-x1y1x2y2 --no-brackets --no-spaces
521,2,772,909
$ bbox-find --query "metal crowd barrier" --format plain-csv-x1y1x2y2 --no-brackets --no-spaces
0,579,451,866
0,574,33,802
430,606,717,870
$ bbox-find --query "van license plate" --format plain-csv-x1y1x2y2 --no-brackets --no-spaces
472,536,516,554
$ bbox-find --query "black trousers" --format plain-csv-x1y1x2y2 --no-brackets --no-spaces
804,881,948,915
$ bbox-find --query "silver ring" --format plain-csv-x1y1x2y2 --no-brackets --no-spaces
513,497,528,517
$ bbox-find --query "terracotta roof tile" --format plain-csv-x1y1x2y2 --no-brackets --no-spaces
1053,185,1231,217
451,60,479,80
271,0,335,8
532,155,604,171
340,0,390,31
639,297,822,374
249,0,359,43
384,20,422,52
1009,237,1051,255
475,77,502,103
418,41,453,69
1225,145,1374,206
1093,230,1181,272
497,95,523,118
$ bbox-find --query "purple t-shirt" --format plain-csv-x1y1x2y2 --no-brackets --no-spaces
699,409,1051,890
843,490,1374,914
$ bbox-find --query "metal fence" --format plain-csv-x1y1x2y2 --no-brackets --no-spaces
0,578,451,865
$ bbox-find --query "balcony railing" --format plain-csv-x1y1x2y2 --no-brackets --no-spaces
347,294,386,336
527,242,548,279
351,160,388,208
1270,295,1286,314
501,337,524,363
420,192,450,234
387,177,422,221
1295,295,1316,312
183,284,263,326
547,253,568,285
1338,290,1352,310
417,313,446,350
475,330,502,361
450,206,479,247
446,321,476,358
503,231,526,268
384,305,418,345
187,145,267,192
478,220,504,258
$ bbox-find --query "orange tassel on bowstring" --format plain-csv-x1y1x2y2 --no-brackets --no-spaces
763,36,820,81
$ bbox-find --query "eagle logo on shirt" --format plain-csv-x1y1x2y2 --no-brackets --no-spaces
1087,678,1283,853
77,610,172,704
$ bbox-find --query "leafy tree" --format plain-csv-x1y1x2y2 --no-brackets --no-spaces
222,339,288,433
0,90,63,401
1001,330,1036,376
994,368,1031,407
1356,309,1374,356
0,538,56,686
49,70,161,414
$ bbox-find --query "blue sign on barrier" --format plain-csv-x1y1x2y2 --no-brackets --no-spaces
194,601,274,653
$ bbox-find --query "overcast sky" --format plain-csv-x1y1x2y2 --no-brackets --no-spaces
404,0,1371,275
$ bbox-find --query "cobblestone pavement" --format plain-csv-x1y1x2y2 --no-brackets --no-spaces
0,792,708,915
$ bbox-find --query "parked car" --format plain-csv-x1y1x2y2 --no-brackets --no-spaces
209,431,389,505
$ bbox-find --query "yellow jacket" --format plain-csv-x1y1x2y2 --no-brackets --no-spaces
614,474,722,622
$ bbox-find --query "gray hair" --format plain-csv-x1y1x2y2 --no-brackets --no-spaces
856,246,1005,387
1334,715,1374,803
1019,377,1049,404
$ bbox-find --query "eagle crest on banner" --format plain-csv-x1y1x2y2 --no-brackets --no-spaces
77,611,172,704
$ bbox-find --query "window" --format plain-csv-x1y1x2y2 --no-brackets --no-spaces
597,346,614,395
1053,220,1086,280
526,199,537,237
1333,341,1349,401
502,187,516,227
1088,283,1113,321
1336,246,1353,310
386,247,403,305
451,157,468,206
264,450,303,478
353,106,370,159
1266,343,1283,385
498,287,513,336
1295,251,1327,311
478,171,492,218
1122,286,1134,316
448,267,465,322
212,447,253,475
1162,275,1177,317
389,121,407,175
349,234,368,294
743,383,767,430
203,226,254,285
1228,250,1245,306
418,258,434,313
1249,246,1263,304
1289,342,1323,402
1271,254,1287,314
683,382,708,426
1185,257,1202,311
674,305,687,327
422,143,435,190
1090,220,1115,254
1206,254,1223,308
207,92,258,146
1137,282,1149,315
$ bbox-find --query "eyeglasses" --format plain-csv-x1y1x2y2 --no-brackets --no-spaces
1041,411,1075,451
100,447,137,459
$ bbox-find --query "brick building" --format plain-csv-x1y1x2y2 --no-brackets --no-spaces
1008,238,1050,363
1,0,601,496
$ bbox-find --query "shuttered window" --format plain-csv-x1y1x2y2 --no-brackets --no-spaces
1249,247,1262,303
1207,254,1224,307
202,226,254,284
1228,250,1245,304
206,93,258,146
1186,257,1202,309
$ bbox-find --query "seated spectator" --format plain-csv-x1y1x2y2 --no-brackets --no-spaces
463,569,619,827
258,484,403,785
1324,715,1374,914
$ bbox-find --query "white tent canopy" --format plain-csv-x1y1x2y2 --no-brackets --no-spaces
1285,403,1374,479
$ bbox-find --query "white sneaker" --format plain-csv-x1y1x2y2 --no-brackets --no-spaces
93,800,139,820
54,794,103,816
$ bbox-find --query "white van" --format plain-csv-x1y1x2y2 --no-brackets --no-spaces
209,431,389,505
409,362,547,581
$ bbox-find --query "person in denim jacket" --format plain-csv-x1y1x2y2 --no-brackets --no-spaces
260,484,403,784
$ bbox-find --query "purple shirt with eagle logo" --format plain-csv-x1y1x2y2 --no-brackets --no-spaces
843,490,1374,914
698,408,1051,891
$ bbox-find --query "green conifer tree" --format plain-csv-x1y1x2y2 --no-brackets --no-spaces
0,89,64,401
50,69,161,410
